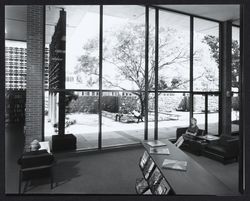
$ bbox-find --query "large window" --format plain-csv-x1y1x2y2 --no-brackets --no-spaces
44,5,238,150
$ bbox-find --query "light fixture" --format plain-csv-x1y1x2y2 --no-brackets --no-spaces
5,29,7,34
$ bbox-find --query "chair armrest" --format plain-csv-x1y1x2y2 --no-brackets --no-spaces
21,164,54,172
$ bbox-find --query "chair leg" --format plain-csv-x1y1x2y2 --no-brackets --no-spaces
50,168,53,189
18,170,22,194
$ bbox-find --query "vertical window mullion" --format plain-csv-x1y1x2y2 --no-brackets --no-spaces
190,16,194,121
205,93,208,133
154,8,159,140
144,6,149,140
98,5,103,149
219,22,223,136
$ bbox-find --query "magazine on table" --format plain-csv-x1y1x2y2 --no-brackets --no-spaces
146,140,167,147
149,147,170,155
143,189,152,195
135,178,149,194
148,167,163,188
154,178,171,195
143,158,155,179
162,159,187,171
140,151,150,169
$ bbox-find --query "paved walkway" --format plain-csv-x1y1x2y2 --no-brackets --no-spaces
44,112,239,150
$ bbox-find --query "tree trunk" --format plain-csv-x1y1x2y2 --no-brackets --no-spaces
138,94,145,116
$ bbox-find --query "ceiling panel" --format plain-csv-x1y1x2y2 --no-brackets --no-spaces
159,5,240,24
5,5,240,43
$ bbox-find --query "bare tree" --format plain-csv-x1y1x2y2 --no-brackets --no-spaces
75,23,196,115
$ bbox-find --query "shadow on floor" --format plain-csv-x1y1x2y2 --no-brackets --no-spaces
21,160,81,193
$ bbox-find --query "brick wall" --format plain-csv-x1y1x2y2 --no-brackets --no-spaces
25,6,44,150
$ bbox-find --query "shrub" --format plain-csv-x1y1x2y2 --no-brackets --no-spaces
232,96,239,111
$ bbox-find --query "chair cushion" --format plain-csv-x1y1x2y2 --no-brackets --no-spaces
205,144,227,155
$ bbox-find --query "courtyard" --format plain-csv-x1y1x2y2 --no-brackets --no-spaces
43,111,239,150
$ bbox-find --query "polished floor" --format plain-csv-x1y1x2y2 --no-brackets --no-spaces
5,124,239,194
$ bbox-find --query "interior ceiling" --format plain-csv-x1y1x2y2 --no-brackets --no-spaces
5,5,240,44
159,5,240,24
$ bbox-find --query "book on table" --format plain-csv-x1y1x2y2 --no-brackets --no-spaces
162,159,187,171
149,147,170,155
146,140,167,147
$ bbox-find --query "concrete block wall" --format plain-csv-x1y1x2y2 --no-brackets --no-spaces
25,5,44,150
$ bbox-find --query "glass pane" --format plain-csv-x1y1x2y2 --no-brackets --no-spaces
149,8,155,90
158,11,190,91
148,8,155,140
232,26,240,92
65,91,99,149
231,93,239,133
158,93,190,140
102,5,145,147
231,26,240,134
148,92,155,140
50,6,100,90
5,40,27,90
193,94,205,130
46,6,67,90
103,5,145,91
44,91,59,141
193,18,219,91
101,91,145,147
207,94,219,135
